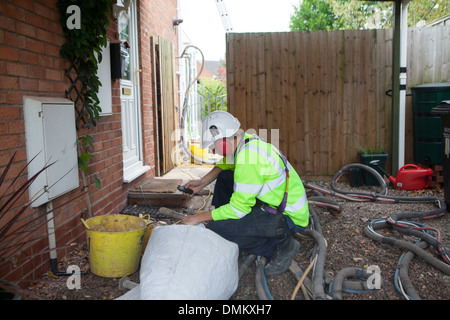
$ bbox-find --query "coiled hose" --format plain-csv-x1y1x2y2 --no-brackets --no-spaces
241,163,449,300
314,163,449,299
364,220,450,275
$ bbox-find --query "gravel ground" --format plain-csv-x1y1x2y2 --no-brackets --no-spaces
25,181,450,301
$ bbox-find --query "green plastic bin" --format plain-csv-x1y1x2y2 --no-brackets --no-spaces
432,101,450,210
412,83,450,165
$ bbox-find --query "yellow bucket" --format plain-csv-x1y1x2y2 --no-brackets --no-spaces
83,214,148,278
190,142,209,162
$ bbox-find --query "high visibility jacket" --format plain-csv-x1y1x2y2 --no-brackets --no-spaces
211,133,309,228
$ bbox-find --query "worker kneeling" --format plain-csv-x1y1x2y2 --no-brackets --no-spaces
181,111,309,276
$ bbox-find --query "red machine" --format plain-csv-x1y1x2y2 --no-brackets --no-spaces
370,161,433,191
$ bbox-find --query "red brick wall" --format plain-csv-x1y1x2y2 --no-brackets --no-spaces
1,0,72,286
0,0,179,288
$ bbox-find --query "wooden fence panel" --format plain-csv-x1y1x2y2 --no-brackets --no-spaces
226,26,449,178
158,36,176,174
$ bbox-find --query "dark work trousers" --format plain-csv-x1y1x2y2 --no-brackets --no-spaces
206,170,303,258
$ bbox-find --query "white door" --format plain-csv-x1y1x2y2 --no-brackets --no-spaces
118,1,148,182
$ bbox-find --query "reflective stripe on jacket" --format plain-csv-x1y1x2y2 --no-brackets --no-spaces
211,133,309,227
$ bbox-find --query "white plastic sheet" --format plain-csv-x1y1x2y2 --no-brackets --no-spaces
117,224,239,300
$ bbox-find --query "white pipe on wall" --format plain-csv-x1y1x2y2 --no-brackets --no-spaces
398,0,410,170
46,201,57,262
46,201,73,276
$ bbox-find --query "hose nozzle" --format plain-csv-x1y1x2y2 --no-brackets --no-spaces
369,160,391,178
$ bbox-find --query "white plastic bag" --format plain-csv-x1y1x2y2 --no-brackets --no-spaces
138,224,239,300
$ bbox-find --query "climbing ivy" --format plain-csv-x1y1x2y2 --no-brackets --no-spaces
57,0,112,127
78,135,101,189
57,0,111,190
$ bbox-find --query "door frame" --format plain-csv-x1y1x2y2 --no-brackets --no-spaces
119,1,149,183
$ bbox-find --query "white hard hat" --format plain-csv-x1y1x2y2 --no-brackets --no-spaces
201,111,241,149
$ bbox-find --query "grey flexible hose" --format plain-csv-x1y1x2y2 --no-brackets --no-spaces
238,254,256,279
364,220,450,275
396,241,429,300
301,229,327,300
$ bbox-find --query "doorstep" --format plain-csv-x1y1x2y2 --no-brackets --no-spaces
127,165,215,210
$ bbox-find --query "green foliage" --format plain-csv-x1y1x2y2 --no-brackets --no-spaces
331,0,392,30
57,0,112,127
197,78,227,118
290,0,449,31
357,144,385,155
290,0,341,31
78,135,101,189
408,0,450,27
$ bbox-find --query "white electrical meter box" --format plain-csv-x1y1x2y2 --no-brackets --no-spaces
23,96,79,208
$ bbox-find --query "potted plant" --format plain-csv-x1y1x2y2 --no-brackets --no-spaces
357,144,389,186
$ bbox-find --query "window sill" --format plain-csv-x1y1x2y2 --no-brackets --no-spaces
123,164,151,183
